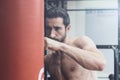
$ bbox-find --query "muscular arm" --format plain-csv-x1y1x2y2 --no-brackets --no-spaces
45,36,106,71
60,36,106,70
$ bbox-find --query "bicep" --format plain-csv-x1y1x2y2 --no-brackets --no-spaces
80,37,105,57
74,36,100,53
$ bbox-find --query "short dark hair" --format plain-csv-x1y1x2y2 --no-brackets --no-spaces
45,7,70,28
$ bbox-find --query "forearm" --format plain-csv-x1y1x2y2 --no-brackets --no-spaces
59,43,106,70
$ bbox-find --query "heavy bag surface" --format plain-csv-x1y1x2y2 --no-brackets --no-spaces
0,0,44,80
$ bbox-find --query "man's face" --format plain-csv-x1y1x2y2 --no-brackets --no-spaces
45,17,67,42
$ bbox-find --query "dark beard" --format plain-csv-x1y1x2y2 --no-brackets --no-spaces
60,34,66,42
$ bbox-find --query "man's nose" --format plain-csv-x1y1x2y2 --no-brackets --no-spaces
50,29,56,38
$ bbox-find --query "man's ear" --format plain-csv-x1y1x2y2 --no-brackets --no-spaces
65,25,71,32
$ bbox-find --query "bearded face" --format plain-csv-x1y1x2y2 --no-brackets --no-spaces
45,17,68,42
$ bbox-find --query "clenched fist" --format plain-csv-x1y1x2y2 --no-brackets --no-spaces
44,37,62,51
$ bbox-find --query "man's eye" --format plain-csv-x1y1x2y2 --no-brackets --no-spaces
46,26,51,31
45,26,51,35
54,27,60,31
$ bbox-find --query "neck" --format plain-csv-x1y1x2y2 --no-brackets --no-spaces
63,37,69,44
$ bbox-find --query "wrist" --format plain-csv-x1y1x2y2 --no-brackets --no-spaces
59,42,65,51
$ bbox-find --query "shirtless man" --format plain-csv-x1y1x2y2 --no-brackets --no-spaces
44,7,106,80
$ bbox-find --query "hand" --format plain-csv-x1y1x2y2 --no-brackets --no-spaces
44,37,62,51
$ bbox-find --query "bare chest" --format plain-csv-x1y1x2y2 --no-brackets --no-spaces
48,52,88,77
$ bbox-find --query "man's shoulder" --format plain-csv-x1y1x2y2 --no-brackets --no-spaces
71,36,94,48
65,36,86,47
71,36,89,43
